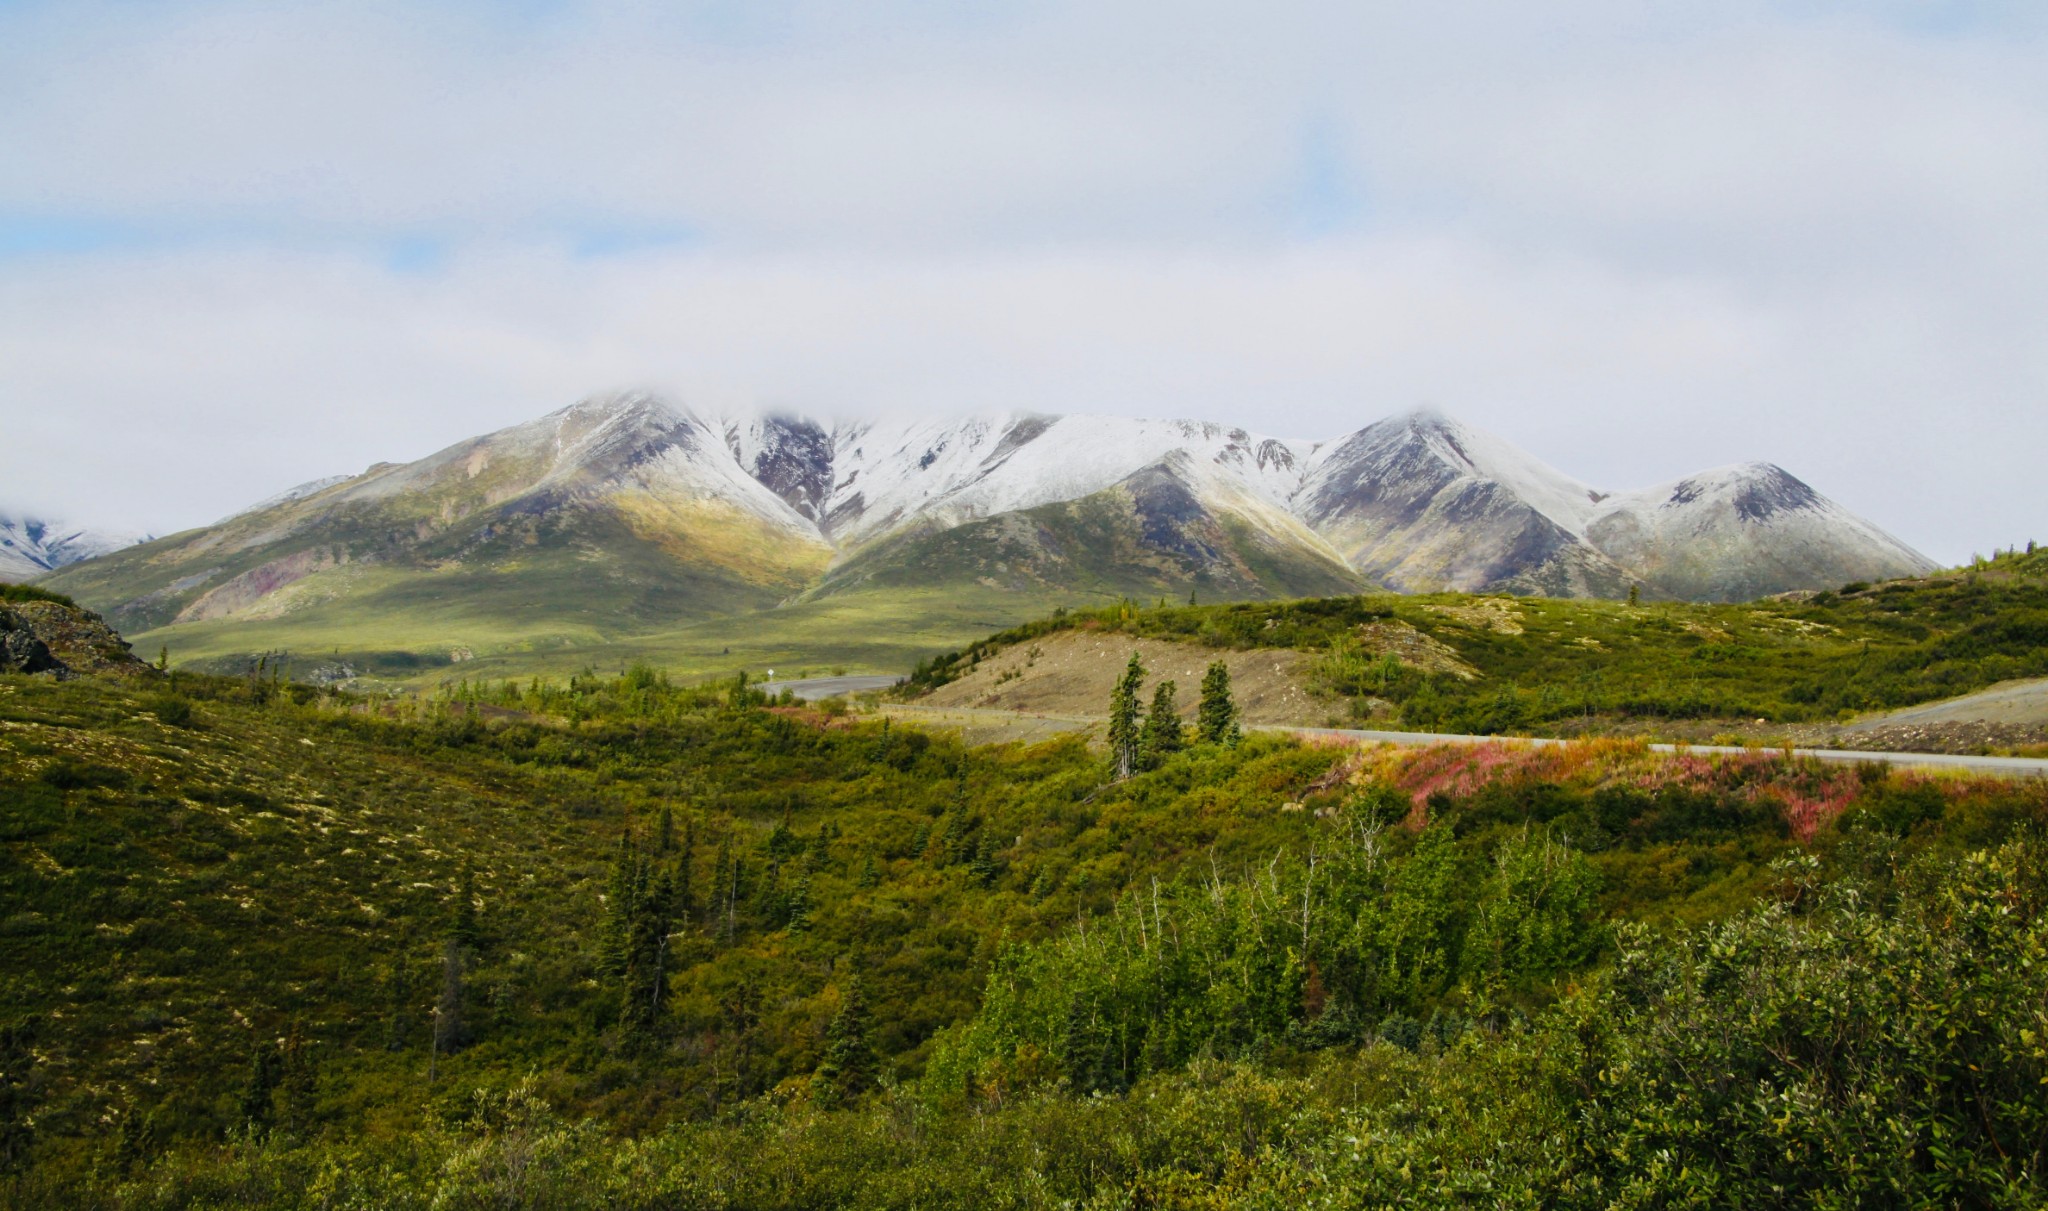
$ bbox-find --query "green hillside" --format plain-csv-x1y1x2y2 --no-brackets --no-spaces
910,546,2048,736
4,647,2048,1204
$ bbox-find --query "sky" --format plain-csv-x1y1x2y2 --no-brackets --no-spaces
1,1,2044,564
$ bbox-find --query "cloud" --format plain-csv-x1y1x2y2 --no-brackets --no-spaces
0,0,2043,563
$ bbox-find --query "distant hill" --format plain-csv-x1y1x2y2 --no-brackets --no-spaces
40,393,1934,683
905,544,2048,742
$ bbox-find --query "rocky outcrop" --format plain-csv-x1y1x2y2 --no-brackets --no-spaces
0,598,151,678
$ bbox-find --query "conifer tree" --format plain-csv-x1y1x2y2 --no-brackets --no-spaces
1139,679,1184,768
278,1023,317,1137
784,871,813,934
970,834,1001,887
814,970,878,1108
237,1041,282,1137
1108,652,1147,780
0,1018,37,1174
1198,660,1241,746
623,870,677,1031
675,816,697,927
941,810,975,866
716,834,741,946
856,852,880,889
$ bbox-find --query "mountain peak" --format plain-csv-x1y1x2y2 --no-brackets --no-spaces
1655,462,1823,523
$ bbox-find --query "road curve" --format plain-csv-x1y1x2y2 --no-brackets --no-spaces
762,674,903,701
1271,725,2048,779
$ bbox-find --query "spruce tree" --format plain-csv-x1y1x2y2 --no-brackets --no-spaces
0,1018,37,1174
278,1023,317,1137
675,816,697,927
1198,660,1241,746
970,834,1000,887
814,970,878,1108
1107,651,1147,780
1139,679,1183,768
784,871,813,934
237,1041,281,1137
623,870,677,1031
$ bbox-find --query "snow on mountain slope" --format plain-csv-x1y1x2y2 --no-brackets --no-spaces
326,393,825,542
0,514,152,583
1291,409,1626,594
1586,463,1938,601
216,475,355,525
39,391,1939,630
817,413,1316,547
809,447,1364,604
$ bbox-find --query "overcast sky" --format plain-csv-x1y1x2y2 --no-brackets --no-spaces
2,1,2044,563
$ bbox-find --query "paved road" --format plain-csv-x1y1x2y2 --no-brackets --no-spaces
881,704,2048,778
761,674,902,701
1274,725,2048,778
1843,677,2048,731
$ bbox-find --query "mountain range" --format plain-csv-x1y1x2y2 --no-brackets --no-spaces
37,393,1934,679
0,513,151,583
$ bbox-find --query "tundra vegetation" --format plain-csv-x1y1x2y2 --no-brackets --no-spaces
908,546,2048,737
3,642,2046,1208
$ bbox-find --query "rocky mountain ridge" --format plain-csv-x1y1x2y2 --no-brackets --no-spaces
35,393,1935,676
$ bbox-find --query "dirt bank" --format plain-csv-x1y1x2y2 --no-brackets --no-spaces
918,629,1330,726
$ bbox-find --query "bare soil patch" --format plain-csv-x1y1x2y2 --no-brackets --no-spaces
918,629,1329,726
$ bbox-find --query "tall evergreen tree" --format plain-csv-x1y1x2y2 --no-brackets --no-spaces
970,834,1001,887
622,870,677,1031
814,970,878,1108
675,816,697,927
278,1022,317,1137
1139,679,1184,768
236,1041,281,1138
0,1018,37,1174
1108,652,1147,780
716,834,741,946
1198,660,1241,746
600,832,641,979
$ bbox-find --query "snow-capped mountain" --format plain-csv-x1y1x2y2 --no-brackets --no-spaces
42,392,1935,647
0,513,152,583
1584,462,1936,603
